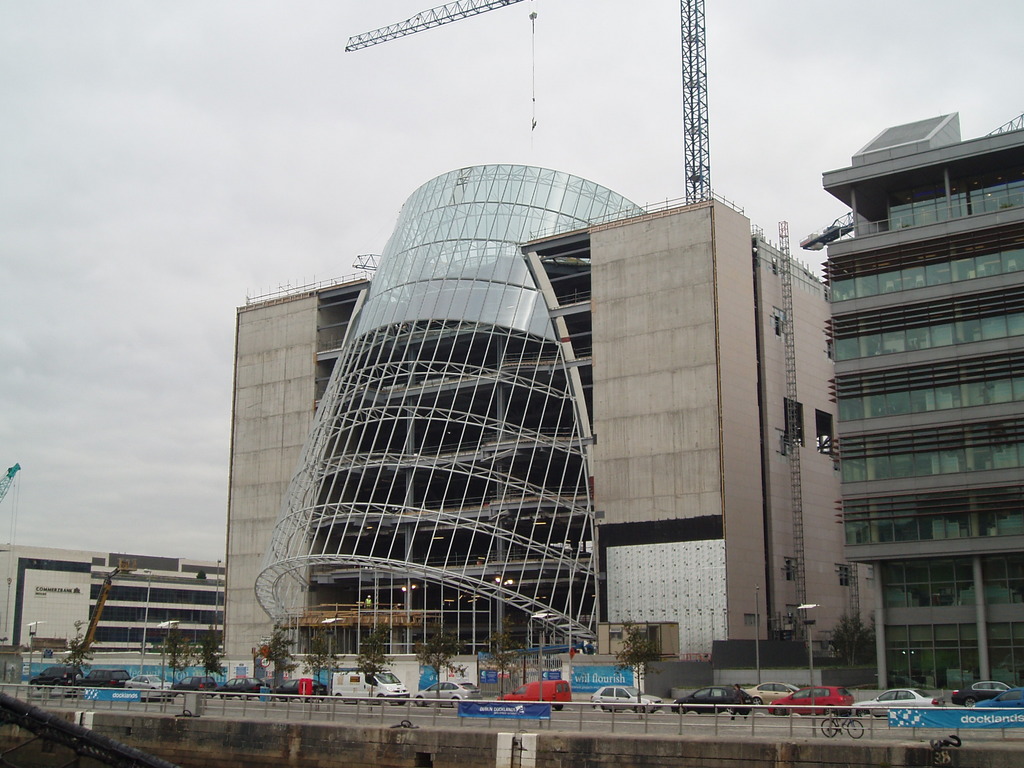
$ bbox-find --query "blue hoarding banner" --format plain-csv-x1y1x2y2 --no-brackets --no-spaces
82,689,141,702
889,708,1024,729
458,701,551,720
570,665,632,693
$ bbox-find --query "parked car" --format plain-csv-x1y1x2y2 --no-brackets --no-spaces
672,686,751,715
171,675,218,692
272,678,328,700
82,668,131,688
767,686,854,716
854,689,942,716
974,687,1024,708
28,665,83,687
590,685,663,713
743,682,799,705
950,680,1011,707
414,681,482,704
502,680,572,711
215,677,265,697
126,675,173,700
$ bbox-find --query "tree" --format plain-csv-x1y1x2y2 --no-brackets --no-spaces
830,613,875,666
356,623,392,697
304,629,336,684
415,629,463,697
486,627,522,696
164,626,195,680
63,621,93,669
197,628,224,677
266,626,298,686
614,622,661,707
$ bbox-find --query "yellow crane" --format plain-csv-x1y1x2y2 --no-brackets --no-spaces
81,559,136,651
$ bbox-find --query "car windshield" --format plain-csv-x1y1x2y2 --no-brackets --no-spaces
375,672,400,685
458,683,479,690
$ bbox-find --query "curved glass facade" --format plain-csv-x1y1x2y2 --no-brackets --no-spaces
256,165,641,650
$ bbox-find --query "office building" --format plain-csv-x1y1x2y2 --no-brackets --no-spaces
822,113,1024,687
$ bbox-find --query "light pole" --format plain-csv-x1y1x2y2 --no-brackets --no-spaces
215,559,222,635
797,603,819,708
139,569,152,674
158,619,179,683
754,585,761,685
25,621,45,680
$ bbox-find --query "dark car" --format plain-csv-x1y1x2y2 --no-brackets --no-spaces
83,668,131,688
29,665,83,686
672,686,751,715
950,680,1011,707
272,678,328,700
171,675,218,692
215,677,265,697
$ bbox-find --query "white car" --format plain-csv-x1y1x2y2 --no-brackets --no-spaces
413,680,482,705
854,688,941,716
125,674,173,700
743,682,799,705
590,685,663,713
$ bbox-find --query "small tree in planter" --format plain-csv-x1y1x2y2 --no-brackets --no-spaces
614,622,661,709
415,629,463,698
356,624,393,698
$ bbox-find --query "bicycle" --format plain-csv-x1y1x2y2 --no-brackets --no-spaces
819,713,864,739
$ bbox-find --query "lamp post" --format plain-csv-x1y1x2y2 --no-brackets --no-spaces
797,603,819,708
158,619,179,683
25,621,45,680
139,569,152,674
754,585,761,685
215,559,222,635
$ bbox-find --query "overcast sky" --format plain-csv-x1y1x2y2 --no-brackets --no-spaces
1,1,1021,563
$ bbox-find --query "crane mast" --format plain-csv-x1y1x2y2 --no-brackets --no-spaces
82,559,136,652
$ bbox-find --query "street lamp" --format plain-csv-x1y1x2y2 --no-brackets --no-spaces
754,585,761,685
158,619,179,683
797,603,819,708
26,621,45,680
139,569,152,674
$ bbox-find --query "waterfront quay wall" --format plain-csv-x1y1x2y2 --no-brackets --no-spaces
76,713,1021,768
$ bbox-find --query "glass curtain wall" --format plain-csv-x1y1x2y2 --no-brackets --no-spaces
256,166,642,651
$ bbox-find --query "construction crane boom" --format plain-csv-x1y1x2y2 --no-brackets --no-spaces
0,464,20,506
347,3,713,202
345,0,526,51
82,559,136,652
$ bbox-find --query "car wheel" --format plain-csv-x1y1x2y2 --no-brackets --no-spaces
553,704,563,711
964,697,977,707
414,698,426,707
751,697,763,705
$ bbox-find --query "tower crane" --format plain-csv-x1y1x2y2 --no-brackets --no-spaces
0,464,20,506
346,0,713,204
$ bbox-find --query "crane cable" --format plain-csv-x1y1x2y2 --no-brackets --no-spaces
530,2,537,132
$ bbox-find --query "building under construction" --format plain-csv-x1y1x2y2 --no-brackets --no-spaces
227,165,859,661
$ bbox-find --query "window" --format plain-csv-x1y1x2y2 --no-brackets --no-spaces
772,308,785,337
783,398,804,448
815,410,833,455
837,564,851,587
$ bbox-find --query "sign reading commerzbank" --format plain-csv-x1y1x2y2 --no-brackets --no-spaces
890,708,1024,729
34,586,83,595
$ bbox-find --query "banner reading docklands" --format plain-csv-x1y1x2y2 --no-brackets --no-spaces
889,708,1024,729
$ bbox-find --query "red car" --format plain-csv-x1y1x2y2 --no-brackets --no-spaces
767,686,853,715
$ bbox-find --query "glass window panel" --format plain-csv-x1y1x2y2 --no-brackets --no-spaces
867,456,891,480
931,323,954,347
1003,248,1024,273
934,385,961,409
881,330,906,354
831,278,855,302
890,453,915,477
835,337,859,361
860,334,882,357
842,458,866,483
887,390,911,415
1006,312,1024,336
991,379,1013,404
955,318,982,344
867,394,886,418
951,257,976,281
902,265,926,289
940,450,964,474
909,387,934,412
905,326,929,351
879,270,902,293
839,397,864,420
855,274,879,297
926,261,951,286
976,253,1002,277
980,315,1007,340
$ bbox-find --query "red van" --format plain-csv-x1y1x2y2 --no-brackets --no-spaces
502,680,572,710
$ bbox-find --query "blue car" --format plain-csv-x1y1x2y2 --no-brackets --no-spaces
974,687,1024,708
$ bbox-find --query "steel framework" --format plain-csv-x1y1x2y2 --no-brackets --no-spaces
257,165,643,650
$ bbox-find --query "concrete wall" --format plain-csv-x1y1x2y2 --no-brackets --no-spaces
226,294,320,658
75,712,1022,768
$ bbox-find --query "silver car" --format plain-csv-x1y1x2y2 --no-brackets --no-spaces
590,685,663,713
413,680,482,705
854,688,941,716
125,674,173,700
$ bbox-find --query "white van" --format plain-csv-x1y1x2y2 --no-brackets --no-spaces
331,669,409,699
